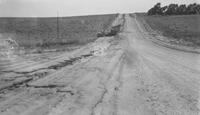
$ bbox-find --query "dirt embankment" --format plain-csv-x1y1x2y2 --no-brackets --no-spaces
134,13,200,54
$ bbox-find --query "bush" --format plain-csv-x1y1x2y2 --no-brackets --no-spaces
97,25,121,37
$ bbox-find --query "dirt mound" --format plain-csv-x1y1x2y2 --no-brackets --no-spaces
0,36,18,58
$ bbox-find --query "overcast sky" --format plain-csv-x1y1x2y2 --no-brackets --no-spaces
0,0,199,17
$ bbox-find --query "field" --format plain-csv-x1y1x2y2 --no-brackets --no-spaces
0,14,117,50
136,13,200,47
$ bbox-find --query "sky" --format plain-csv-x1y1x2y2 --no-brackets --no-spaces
0,0,199,17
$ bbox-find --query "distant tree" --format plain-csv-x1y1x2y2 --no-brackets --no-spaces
186,3,200,14
186,3,196,14
147,2,200,15
147,8,154,15
161,6,168,14
196,4,200,14
177,4,187,15
147,3,163,15
165,4,179,15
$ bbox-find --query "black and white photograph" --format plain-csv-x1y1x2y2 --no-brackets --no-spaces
0,0,200,115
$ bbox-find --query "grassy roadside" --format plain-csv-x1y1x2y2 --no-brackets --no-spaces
0,14,118,51
135,13,200,47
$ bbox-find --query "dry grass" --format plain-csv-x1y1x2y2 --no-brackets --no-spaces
136,13,200,46
0,14,117,49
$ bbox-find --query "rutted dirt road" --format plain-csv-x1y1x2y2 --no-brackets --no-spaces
0,14,200,115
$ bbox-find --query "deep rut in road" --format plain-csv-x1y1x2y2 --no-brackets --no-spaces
0,53,93,95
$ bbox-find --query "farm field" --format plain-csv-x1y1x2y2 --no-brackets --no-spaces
0,14,117,51
136,13,200,47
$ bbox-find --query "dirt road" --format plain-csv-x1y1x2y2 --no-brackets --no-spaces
0,14,199,115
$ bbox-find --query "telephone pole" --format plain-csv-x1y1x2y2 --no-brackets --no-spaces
57,11,60,39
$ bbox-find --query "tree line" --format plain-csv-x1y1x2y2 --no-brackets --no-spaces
147,3,200,15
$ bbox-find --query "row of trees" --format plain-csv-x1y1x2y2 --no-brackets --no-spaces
147,3,200,15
